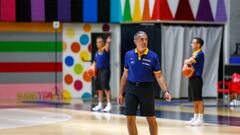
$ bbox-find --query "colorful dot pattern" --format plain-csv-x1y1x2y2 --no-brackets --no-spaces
63,24,111,99
80,34,90,45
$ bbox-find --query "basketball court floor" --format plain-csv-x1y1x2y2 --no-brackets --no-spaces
0,99,240,135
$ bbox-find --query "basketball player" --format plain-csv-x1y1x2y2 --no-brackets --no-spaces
184,37,205,126
117,31,172,135
92,36,111,112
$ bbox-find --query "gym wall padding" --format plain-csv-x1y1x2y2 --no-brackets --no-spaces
71,0,83,22
58,0,71,22
16,0,31,22
0,23,62,99
0,0,228,23
83,0,97,22
215,0,227,21
31,0,45,21
196,0,214,21
98,0,110,22
0,0,16,21
45,0,57,22
110,0,122,23
175,0,194,21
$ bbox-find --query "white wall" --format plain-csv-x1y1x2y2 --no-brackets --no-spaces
110,25,121,98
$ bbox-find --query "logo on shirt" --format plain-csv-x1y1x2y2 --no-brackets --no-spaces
142,62,150,66
142,58,151,62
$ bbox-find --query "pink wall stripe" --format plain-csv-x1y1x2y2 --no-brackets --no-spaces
0,0,1,20
0,0,16,21
0,83,62,99
31,0,45,21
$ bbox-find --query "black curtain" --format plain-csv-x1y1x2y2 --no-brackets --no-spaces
121,24,162,98
98,0,110,22
71,0,83,22
16,0,31,22
45,0,58,22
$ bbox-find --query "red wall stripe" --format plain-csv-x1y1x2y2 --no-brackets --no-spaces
0,0,16,21
159,0,173,20
0,62,62,72
175,0,194,21
152,0,161,20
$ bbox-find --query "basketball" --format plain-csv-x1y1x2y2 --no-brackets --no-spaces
88,65,97,77
182,64,195,78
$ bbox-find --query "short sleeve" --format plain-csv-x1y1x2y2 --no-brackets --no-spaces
192,52,203,63
124,52,129,71
152,54,161,73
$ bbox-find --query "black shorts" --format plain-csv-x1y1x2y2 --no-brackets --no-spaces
188,76,203,101
125,81,155,116
95,68,110,90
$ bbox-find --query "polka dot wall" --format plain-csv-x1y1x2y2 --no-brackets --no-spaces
62,23,111,99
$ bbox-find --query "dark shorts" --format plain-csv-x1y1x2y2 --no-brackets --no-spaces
125,81,155,116
188,76,203,101
95,68,110,90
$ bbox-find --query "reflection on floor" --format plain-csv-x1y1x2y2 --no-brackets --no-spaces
0,99,239,135
59,99,240,126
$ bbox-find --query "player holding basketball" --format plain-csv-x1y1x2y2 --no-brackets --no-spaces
184,37,205,126
92,36,112,112
117,31,172,135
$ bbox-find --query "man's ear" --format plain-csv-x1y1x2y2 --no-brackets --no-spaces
197,44,201,48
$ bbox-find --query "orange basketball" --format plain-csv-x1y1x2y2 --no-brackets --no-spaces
182,64,195,78
88,65,97,77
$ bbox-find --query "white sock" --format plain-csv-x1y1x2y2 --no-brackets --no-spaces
98,102,102,106
198,113,203,121
107,102,111,106
193,113,198,119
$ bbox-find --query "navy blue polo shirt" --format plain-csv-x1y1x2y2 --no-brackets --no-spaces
124,48,161,82
191,49,204,76
94,48,110,70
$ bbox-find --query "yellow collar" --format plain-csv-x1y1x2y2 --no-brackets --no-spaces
98,46,105,53
135,48,149,60
135,48,149,55
192,48,202,56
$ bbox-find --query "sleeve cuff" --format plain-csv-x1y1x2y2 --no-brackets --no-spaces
191,57,197,63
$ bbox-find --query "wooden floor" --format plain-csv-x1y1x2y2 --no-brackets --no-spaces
0,99,240,135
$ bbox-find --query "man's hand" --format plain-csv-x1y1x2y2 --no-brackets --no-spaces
117,94,124,105
164,92,172,102
106,36,111,44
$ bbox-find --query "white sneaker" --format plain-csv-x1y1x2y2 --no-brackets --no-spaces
186,117,197,125
92,103,103,111
191,118,204,126
186,114,198,125
233,99,238,106
103,103,111,112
